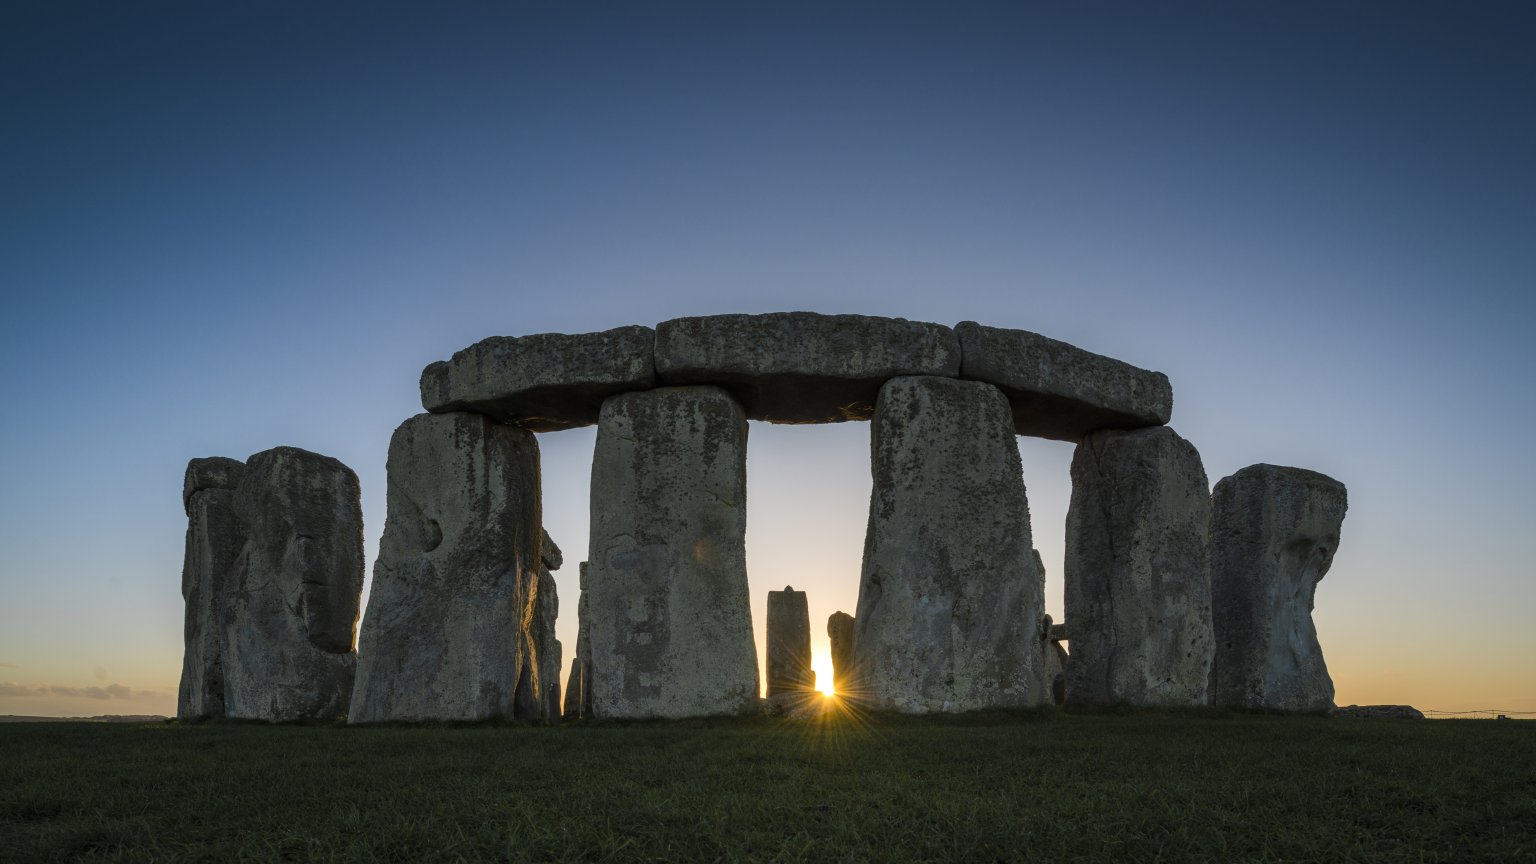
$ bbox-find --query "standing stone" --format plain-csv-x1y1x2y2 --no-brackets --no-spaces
826,611,856,698
586,386,759,718
1063,426,1214,707
766,586,815,699
853,376,1048,712
177,457,247,720
1210,464,1347,713
350,413,541,724
533,531,564,722
223,447,364,722
1039,614,1069,707
564,560,593,720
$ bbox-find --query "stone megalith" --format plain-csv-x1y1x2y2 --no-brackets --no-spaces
1039,614,1069,707
350,413,541,724
1063,426,1214,707
420,326,656,432
826,611,856,697
852,376,1049,713
532,531,563,722
954,321,1173,441
766,586,815,699
586,386,760,718
222,447,364,722
654,312,960,423
177,457,248,720
1210,464,1347,713
563,560,593,720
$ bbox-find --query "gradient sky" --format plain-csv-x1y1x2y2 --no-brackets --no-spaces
2,2,1532,717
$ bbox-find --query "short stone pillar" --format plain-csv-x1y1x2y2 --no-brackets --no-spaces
1210,464,1347,713
852,375,1049,712
350,413,542,723
177,457,247,720
1063,426,1214,707
223,447,363,722
826,611,856,697
564,561,593,720
586,386,760,718
766,586,814,699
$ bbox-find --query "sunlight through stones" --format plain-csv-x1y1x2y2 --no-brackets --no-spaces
179,312,1350,721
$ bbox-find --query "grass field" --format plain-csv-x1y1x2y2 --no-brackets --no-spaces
2,706,1532,862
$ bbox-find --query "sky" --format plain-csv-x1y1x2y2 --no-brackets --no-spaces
1,1,1532,718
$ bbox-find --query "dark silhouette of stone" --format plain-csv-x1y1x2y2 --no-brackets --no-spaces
955,321,1172,441
1210,464,1347,713
766,586,814,698
177,458,247,720
654,313,960,423
853,376,1049,712
350,413,541,723
1332,704,1424,720
1064,426,1214,707
533,531,563,722
421,326,656,432
827,611,856,697
586,387,759,718
223,447,363,722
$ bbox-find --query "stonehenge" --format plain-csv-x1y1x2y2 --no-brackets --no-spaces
181,311,1351,721
826,611,856,697
1210,464,1348,713
853,375,1049,712
177,458,247,720
222,447,364,721
766,586,815,699
585,386,760,718
348,412,544,724
1063,426,1214,707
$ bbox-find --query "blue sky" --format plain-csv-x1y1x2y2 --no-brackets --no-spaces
2,2,1532,716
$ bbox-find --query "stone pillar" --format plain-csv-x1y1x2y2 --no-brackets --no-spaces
223,446,364,722
1210,464,1347,713
533,531,563,722
586,386,759,718
826,611,856,697
1063,426,1214,707
564,561,593,720
766,586,814,699
350,413,541,724
177,457,247,720
852,375,1048,713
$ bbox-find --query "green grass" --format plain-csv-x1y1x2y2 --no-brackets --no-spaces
2,708,1532,862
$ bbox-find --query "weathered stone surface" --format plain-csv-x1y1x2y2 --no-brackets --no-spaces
182,456,247,516
1064,426,1214,707
1210,464,1347,713
586,386,759,718
853,376,1049,712
562,658,582,719
955,321,1173,441
1333,704,1425,720
654,313,960,423
766,586,814,698
350,413,541,724
223,447,363,721
420,326,656,432
177,457,247,720
826,612,856,697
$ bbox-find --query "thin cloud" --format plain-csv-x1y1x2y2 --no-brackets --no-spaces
0,661,17,668
1,681,153,700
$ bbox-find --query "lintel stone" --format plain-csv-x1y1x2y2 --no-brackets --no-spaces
420,326,656,432
955,321,1172,441
654,312,960,423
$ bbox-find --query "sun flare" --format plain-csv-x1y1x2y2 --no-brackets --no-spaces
812,652,835,696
